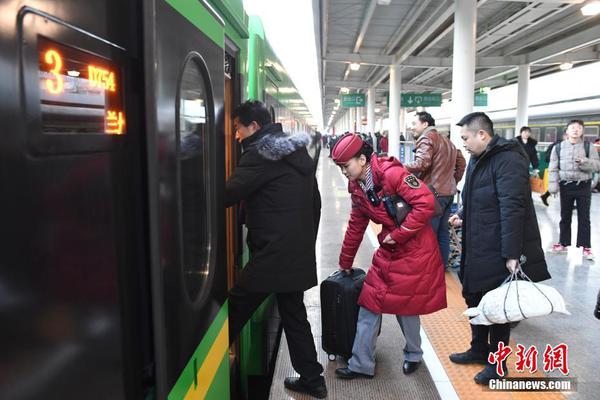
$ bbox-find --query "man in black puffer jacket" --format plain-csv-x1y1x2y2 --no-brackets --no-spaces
225,100,326,398
448,112,551,385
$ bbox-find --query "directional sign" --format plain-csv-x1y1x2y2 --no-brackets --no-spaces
401,93,442,108
341,94,366,107
474,92,488,107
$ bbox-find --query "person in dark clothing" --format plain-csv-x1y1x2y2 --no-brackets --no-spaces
448,112,551,385
515,126,539,172
225,100,326,398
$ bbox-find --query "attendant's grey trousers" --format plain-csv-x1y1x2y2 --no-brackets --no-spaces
348,306,423,375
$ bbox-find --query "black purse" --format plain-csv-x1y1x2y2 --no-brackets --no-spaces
383,184,443,227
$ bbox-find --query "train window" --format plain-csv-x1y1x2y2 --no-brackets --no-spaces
37,36,125,135
584,126,599,140
544,127,557,143
177,55,212,304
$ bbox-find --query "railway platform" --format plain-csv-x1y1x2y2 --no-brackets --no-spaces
269,151,600,400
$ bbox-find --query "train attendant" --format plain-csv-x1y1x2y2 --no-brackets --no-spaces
225,101,327,398
332,134,447,379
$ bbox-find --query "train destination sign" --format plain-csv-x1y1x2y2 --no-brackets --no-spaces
38,37,126,135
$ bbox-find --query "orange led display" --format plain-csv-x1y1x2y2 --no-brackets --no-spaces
88,65,116,92
44,49,64,94
105,110,125,135
39,37,126,135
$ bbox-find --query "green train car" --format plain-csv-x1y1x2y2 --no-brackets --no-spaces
0,1,317,400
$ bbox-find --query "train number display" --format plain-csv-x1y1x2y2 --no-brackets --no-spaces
38,36,125,135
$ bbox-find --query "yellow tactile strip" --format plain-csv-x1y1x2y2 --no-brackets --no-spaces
420,274,565,400
370,221,565,399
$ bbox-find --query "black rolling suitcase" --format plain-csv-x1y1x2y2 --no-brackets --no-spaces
320,268,366,360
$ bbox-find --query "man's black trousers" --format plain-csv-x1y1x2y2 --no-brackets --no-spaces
464,291,511,356
229,285,324,386
559,180,591,248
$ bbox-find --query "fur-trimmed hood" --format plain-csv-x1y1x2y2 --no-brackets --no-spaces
244,123,314,176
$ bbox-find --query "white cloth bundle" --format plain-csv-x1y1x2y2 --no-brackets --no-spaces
464,269,570,326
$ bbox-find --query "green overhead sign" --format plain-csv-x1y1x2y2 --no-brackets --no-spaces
341,93,366,107
474,92,488,107
401,93,442,107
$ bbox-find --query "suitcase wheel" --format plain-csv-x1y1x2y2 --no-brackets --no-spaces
328,354,336,361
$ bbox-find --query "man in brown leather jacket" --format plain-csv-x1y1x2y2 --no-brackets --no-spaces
405,111,466,269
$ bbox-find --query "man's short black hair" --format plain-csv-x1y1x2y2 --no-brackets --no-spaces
233,100,272,127
456,112,494,136
567,119,584,129
416,111,435,127
520,126,531,134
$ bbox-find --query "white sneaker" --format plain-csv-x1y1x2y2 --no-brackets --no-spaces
583,248,594,261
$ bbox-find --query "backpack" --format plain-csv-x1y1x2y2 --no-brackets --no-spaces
555,141,590,169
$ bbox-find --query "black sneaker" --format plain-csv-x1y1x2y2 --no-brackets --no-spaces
540,192,550,206
283,377,327,399
474,363,507,385
449,349,488,365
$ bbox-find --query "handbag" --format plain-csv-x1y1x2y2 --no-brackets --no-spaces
383,184,443,227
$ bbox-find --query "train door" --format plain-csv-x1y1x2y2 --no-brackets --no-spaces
224,41,244,398
142,1,228,399
0,2,147,399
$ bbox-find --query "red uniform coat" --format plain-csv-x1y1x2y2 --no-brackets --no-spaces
339,156,447,315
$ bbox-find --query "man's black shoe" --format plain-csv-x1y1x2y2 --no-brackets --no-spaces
402,360,420,375
283,377,327,399
540,192,550,206
449,349,488,365
474,363,507,385
334,367,374,380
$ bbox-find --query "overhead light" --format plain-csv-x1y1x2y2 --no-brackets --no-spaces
340,87,349,93
278,87,296,94
334,105,339,110
479,86,491,93
582,1,600,16
67,70,80,77
559,62,573,71
349,62,361,71
376,0,391,5
375,107,381,113
334,98,341,104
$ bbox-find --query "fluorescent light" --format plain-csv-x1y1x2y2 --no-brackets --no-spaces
350,63,361,71
334,98,341,104
278,87,296,94
67,70,80,77
340,87,349,93
582,1,600,16
559,62,573,71
375,107,381,113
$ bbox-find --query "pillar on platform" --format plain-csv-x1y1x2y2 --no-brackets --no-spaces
388,65,401,158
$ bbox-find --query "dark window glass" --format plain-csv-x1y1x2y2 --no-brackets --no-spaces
178,57,211,303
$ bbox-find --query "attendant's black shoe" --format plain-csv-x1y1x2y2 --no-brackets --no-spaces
540,192,550,206
402,360,421,375
334,367,374,380
283,377,327,399
449,349,488,365
474,363,507,385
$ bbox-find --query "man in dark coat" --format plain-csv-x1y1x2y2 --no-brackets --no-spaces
225,100,326,398
448,112,551,385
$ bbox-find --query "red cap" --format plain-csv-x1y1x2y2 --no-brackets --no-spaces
332,134,364,164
